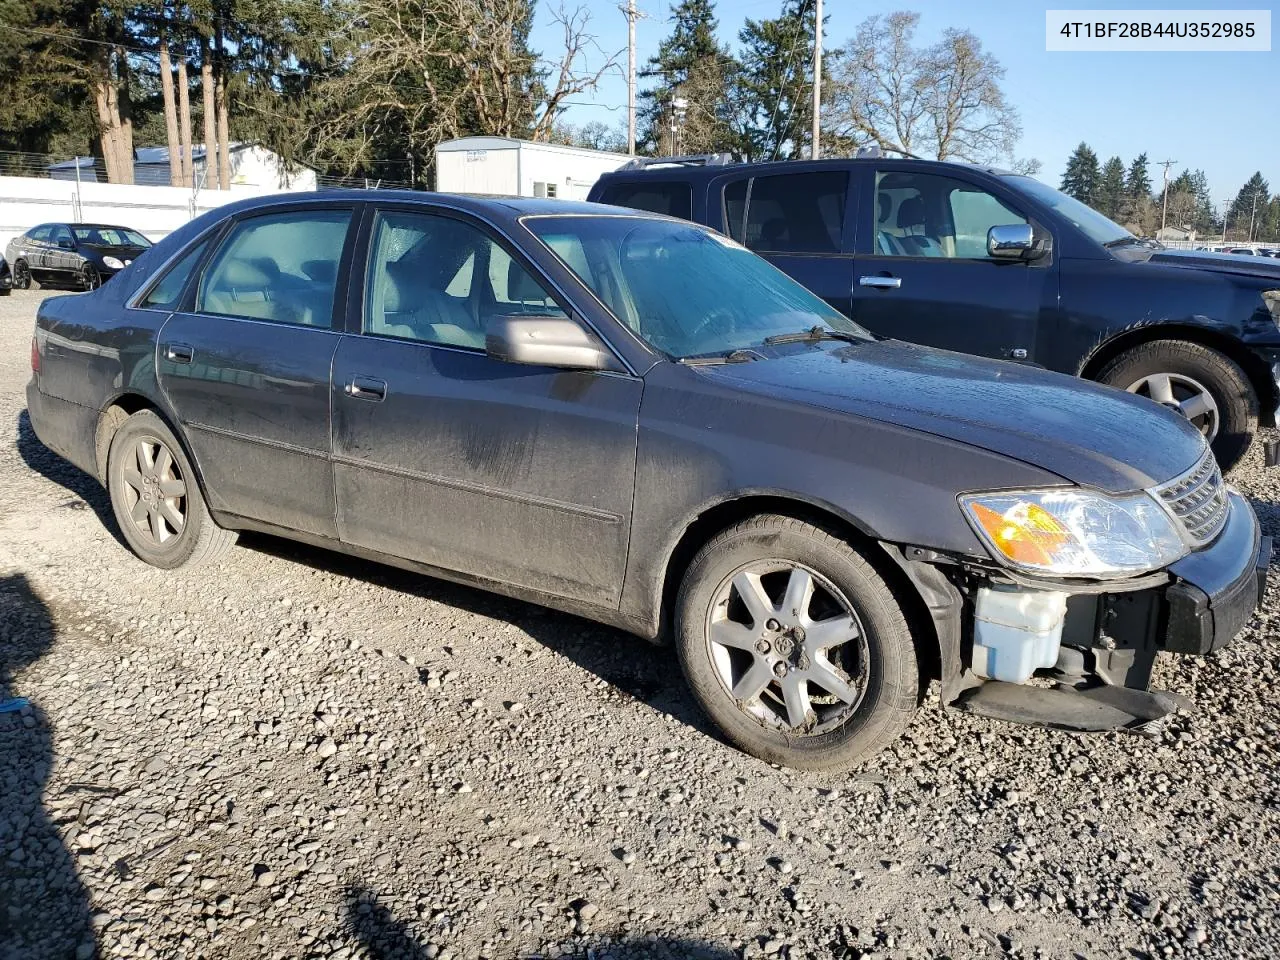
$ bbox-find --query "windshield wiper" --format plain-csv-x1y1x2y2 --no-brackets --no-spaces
679,348,765,366
763,325,864,345
1102,236,1143,249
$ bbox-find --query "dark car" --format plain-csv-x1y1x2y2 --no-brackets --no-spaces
590,157,1280,471
5,222,152,291
24,192,1270,770
0,254,11,296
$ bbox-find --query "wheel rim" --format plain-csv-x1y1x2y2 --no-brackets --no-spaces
1125,372,1220,441
82,265,100,290
704,560,870,736
14,262,30,288
119,435,188,547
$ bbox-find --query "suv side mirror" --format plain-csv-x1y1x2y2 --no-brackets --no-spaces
987,223,1041,260
485,315,616,371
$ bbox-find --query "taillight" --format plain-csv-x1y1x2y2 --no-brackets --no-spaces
30,335,39,373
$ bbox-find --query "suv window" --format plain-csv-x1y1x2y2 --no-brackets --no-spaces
597,181,693,220
723,172,848,255
364,210,566,350
874,171,1026,259
140,238,211,309
197,209,351,327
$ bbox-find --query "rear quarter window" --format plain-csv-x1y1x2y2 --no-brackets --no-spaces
597,181,693,221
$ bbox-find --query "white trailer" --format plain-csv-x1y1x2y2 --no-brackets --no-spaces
433,137,629,201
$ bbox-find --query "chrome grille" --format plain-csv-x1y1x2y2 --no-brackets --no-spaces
1154,449,1229,546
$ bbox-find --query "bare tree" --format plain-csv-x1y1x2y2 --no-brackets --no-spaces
825,11,1021,164
200,38,217,189
306,0,620,175
176,56,194,188
159,34,183,186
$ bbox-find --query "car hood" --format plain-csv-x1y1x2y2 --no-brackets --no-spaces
1147,248,1280,279
701,340,1207,493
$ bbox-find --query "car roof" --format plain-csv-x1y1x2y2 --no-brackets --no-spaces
595,156,1016,181
307,189,639,219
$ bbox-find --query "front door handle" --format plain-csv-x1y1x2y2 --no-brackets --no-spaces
165,342,194,364
344,376,387,402
859,275,902,289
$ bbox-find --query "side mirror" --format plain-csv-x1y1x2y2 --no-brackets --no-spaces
485,315,615,371
987,223,1041,260
57,238,75,250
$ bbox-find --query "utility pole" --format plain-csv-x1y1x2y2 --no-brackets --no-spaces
811,0,822,160
1247,188,1264,243
1221,198,1232,244
1157,158,1177,234
625,0,638,155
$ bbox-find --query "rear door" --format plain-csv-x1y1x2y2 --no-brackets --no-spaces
713,170,857,316
156,203,358,537
330,204,642,606
850,165,1056,363
22,225,53,278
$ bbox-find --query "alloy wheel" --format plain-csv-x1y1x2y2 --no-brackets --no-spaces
705,561,869,735
13,261,30,289
81,264,101,291
119,435,188,546
1125,372,1220,440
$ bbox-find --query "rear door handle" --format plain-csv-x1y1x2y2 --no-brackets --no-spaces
859,276,902,289
165,342,193,364
344,376,387,402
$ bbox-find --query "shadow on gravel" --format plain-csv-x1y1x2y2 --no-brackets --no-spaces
344,885,737,959
0,574,94,959
241,533,721,744
15,409,127,549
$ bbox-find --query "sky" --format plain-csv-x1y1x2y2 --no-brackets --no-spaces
527,0,1278,207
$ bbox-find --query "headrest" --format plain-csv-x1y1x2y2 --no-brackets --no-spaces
896,196,926,229
877,191,891,222
507,259,548,304
215,256,278,289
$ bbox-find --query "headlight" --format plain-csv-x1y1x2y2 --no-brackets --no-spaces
960,489,1188,577
102,256,125,270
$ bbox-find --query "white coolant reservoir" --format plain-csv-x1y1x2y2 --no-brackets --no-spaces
972,585,1069,684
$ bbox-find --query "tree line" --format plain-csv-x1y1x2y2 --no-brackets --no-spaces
0,0,1035,187
1060,142,1279,243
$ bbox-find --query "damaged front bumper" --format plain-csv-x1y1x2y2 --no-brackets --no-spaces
904,491,1269,734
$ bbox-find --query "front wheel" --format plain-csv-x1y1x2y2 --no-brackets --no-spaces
1096,340,1257,471
106,410,237,569
675,515,919,771
80,263,101,291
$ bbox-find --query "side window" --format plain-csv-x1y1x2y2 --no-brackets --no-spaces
874,171,1027,259
139,238,210,309
363,210,566,350
722,179,748,242
743,172,847,254
598,182,693,220
51,225,73,247
29,225,52,242
196,209,351,327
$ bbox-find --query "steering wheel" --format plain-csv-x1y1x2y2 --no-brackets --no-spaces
682,306,738,352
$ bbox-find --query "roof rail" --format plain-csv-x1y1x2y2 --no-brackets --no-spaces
617,153,737,171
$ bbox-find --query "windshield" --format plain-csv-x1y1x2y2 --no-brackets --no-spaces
73,226,152,247
1004,175,1133,246
523,215,868,358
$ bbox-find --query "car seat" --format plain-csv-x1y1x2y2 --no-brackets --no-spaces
895,197,942,257
876,193,906,256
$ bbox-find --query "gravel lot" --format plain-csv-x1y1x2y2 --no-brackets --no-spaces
2,285,1279,960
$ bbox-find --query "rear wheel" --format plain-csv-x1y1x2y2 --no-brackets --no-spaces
106,410,236,569
1097,340,1257,472
12,260,32,290
675,515,919,771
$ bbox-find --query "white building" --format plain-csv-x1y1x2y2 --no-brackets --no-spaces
434,137,629,201
48,143,316,192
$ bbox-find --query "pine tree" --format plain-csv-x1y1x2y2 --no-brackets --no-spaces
1060,142,1100,205
735,0,816,160
639,0,734,154
1226,172,1272,242
1096,156,1126,219
1125,153,1151,200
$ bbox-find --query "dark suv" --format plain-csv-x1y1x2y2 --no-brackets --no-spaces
590,157,1280,470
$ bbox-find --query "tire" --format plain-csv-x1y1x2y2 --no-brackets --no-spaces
12,260,32,290
0,287,10,297
81,263,101,291
1096,340,1257,472
675,515,919,771
106,410,236,569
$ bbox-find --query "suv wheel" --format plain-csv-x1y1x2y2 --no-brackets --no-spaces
676,515,919,771
1097,340,1257,471
106,410,237,569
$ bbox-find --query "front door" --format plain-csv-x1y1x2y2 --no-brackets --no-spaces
331,207,642,606
851,167,1056,363
48,224,78,282
156,205,357,537
716,170,857,315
